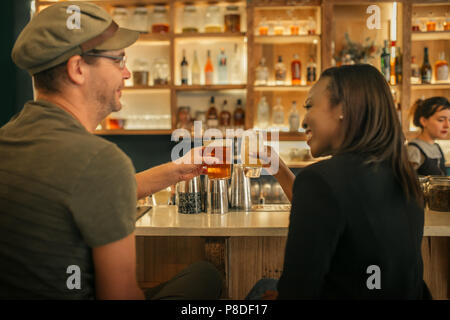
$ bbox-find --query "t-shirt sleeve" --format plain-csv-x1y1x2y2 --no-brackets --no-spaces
69,144,137,248
407,145,424,169
277,168,345,299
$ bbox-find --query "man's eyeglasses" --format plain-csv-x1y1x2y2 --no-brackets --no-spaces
83,53,127,69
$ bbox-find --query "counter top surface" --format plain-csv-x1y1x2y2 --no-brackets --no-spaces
135,205,450,237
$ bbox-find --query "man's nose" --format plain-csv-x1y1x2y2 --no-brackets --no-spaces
123,66,131,79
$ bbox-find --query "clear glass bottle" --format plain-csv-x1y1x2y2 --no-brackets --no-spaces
206,96,219,128
191,50,200,85
224,5,240,32
435,52,449,82
233,99,245,128
272,97,285,127
180,49,189,85
275,56,287,85
288,101,300,132
205,5,222,33
255,57,269,86
421,47,432,84
217,48,228,84
257,96,270,129
182,5,198,33
411,56,421,84
307,56,317,85
205,50,214,85
291,54,301,85
230,44,241,84
152,5,169,33
131,7,149,32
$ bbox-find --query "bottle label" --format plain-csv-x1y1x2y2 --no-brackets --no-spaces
307,67,316,82
181,66,188,83
205,71,213,85
293,64,301,79
436,65,449,81
422,69,432,82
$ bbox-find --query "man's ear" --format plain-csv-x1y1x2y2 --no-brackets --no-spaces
66,55,86,86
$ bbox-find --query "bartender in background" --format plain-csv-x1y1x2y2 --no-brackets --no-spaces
407,97,450,176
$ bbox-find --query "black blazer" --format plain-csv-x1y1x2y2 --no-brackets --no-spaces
277,153,425,299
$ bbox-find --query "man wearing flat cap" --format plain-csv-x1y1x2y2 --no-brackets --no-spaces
0,2,221,300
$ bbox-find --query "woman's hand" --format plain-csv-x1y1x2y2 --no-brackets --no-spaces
172,146,218,182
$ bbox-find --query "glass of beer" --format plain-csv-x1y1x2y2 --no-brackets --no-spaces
240,131,270,178
203,138,233,180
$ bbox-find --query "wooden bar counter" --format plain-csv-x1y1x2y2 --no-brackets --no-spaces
135,206,450,300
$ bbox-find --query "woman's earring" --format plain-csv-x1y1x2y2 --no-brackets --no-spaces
339,115,344,120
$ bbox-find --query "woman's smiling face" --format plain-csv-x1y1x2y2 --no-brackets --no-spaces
302,77,344,158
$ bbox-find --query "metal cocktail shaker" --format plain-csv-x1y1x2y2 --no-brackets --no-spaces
206,176,229,214
230,164,252,211
177,176,202,214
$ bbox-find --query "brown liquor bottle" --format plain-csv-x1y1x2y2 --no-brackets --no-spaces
219,100,231,127
233,99,245,128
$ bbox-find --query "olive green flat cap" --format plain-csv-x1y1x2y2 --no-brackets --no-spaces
12,1,140,75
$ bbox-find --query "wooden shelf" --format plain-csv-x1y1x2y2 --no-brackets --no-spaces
412,31,450,41
254,35,320,44
253,85,312,92
175,84,247,91
411,83,450,90
95,129,172,135
174,32,247,39
123,86,171,91
137,33,171,43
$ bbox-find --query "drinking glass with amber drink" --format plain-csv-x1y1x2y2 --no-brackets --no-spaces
203,139,233,180
240,131,270,178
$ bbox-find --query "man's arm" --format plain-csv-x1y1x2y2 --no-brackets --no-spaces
92,232,145,300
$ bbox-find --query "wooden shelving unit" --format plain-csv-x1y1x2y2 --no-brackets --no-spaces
34,0,450,141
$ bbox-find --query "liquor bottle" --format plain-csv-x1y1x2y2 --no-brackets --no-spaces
233,99,245,127
192,50,200,85
288,101,300,132
217,48,227,84
390,42,397,85
205,50,214,85
206,96,219,128
380,40,390,83
421,47,432,84
411,56,420,84
272,97,285,127
180,49,189,85
230,44,241,84
307,56,317,85
257,96,270,129
395,47,402,85
255,57,269,85
291,54,301,85
219,100,231,127
435,52,449,82
275,56,287,85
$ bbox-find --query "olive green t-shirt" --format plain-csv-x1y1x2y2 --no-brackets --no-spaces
0,100,137,299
